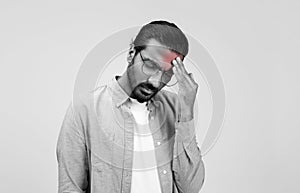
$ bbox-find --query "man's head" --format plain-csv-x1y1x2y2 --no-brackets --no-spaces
133,20,189,57
125,20,189,103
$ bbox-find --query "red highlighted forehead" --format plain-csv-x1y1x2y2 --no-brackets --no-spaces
161,52,184,71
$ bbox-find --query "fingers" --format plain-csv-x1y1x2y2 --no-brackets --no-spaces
172,59,182,82
172,57,194,83
172,57,199,87
173,57,188,74
172,57,191,78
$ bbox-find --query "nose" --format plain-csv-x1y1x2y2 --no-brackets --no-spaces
148,71,163,88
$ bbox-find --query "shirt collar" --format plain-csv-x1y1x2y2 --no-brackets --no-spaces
109,76,130,108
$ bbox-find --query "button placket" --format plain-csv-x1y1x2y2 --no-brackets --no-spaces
120,104,134,193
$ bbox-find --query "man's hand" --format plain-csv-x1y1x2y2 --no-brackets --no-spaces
172,57,198,122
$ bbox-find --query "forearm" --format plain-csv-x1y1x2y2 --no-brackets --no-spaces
172,119,205,193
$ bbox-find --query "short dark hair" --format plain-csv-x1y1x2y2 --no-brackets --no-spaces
133,20,189,57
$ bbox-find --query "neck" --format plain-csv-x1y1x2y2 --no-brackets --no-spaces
117,71,132,97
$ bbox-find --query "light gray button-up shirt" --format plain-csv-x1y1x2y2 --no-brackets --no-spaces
56,76,205,193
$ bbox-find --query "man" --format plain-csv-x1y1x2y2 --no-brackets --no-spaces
56,20,205,193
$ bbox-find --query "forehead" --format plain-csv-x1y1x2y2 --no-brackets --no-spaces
142,39,183,70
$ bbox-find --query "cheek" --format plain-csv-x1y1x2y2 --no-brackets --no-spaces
127,63,148,85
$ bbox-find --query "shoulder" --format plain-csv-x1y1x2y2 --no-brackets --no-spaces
71,85,111,116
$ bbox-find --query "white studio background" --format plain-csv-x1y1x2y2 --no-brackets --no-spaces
0,0,298,193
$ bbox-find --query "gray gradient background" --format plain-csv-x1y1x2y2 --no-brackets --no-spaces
0,0,298,193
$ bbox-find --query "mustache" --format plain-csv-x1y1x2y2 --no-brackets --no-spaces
138,83,158,92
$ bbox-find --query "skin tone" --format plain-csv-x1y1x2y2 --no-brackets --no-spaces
117,39,198,121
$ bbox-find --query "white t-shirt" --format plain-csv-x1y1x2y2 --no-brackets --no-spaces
129,98,162,193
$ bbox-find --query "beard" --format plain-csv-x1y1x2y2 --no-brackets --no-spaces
130,82,160,103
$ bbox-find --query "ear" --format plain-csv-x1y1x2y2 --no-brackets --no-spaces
127,43,136,64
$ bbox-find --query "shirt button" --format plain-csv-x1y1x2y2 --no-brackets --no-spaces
162,170,167,174
156,141,161,146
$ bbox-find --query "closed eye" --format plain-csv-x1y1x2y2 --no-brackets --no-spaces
143,58,160,69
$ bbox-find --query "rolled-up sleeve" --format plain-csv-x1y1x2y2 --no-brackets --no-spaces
56,104,89,193
172,119,205,193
